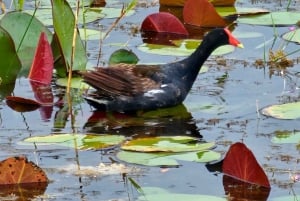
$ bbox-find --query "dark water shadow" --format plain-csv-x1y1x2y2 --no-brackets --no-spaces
83,104,203,139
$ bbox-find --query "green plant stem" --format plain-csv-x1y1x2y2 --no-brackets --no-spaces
17,1,39,53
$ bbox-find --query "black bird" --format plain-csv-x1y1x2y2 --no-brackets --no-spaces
81,28,243,112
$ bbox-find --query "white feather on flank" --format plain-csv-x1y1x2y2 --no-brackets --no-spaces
143,89,165,97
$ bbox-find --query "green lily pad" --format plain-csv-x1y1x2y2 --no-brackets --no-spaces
117,150,220,166
261,102,300,119
56,77,90,89
282,29,300,44
23,133,125,150
271,131,300,144
216,7,269,17
138,41,235,57
117,151,179,166
79,28,105,41
237,12,300,26
0,11,52,69
121,136,215,152
137,187,227,201
109,49,139,65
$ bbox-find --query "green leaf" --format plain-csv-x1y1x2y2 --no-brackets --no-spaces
56,77,90,89
0,27,22,86
282,29,300,44
171,150,221,163
51,0,87,72
108,49,139,65
23,133,125,150
117,151,179,167
0,11,52,70
121,136,215,152
137,187,227,201
238,12,300,26
261,102,300,119
271,131,300,144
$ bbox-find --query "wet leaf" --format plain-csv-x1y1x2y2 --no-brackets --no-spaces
23,133,125,150
121,136,215,152
117,150,220,166
51,0,87,72
6,96,41,112
137,186,227,201
141,12,188,35
216,7,269,17
282,29,300,44
28,32,53,85
79,28,105,41
238,11,300,26
56,77,90,89
271,131,300,144
117,151,179,166
0,12,52,70
0,27,22,85
0,156,48,185
261,102,300,120
183,0,227,27
222,142,270,188
108,49,139,65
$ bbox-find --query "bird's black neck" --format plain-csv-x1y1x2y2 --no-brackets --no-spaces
179,36,222,91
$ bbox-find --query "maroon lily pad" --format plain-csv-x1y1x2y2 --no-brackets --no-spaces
222,142,270,188
141,12,188,36
183,0,227,27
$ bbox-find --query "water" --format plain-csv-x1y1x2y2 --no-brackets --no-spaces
1,0,300,200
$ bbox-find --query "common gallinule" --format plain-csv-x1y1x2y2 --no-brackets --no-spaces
81,28,243,112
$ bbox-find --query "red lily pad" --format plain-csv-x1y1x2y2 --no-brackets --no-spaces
0,156,48,185
28,32,53,85
141,12,188,36
183,0,227,27
222,142,270,188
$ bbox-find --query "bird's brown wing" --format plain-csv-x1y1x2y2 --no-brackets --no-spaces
81,63,161,97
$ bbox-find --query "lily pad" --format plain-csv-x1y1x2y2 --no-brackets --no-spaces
138,42,235,57
121,136,215,152
261,102,300,119
0,11,52,69
271,131,300,144
108,49,139,65
23,134,125,150
137,187,227,201
282,29,300,44
56,77,90,89
237,12,300,26
117,150,220,166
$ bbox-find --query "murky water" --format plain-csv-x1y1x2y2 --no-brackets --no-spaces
0,0,300,200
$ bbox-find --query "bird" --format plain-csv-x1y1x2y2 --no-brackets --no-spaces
80,28,243,113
